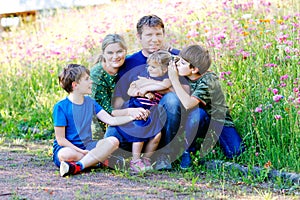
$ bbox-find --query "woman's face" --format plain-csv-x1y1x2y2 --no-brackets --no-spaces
103,43,126,69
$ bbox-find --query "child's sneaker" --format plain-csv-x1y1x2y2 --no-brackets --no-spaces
180,151,192,170
142,157,153,171
60,161,81,177
130,159,146,173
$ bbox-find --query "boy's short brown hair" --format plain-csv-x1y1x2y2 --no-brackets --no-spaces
58,64,90,93
179,45,211,74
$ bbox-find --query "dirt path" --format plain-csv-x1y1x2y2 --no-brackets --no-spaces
0,142,298,200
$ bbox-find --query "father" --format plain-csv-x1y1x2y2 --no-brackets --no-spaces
111,15,182,170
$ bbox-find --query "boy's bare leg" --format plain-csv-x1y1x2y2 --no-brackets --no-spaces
80,136,119,168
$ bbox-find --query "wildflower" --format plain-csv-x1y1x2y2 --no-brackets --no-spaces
274,115,282,120
288,96,295,101
265,104,273,110
273,94,284,102
255,105,263,113
242,31,249,36
255,152,259,157
264,63,277,67
280,82,286,87
293,88,299,93
277,19,284,24
186,30,199,38
280,74,289,81
263,43,272,49
272,88,278,94
220,72,226,80
227,81,233,86
264,160,272,168
187,10,194,15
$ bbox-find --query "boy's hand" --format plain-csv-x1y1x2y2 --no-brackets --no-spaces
168,60,179,81
128,108,150,120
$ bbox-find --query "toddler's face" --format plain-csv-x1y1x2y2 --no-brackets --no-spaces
147,60,167,77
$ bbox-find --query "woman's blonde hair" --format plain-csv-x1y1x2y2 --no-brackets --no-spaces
93,34,127,64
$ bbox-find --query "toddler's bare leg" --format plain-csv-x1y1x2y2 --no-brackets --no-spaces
144,132,161,158
132,142,144,161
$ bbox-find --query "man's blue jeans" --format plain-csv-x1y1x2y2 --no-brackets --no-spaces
158,92,182,155
185,107,244,159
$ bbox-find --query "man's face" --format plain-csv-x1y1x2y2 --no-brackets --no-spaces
139,26,164,56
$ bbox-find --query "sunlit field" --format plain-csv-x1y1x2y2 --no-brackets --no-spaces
0,0,299,175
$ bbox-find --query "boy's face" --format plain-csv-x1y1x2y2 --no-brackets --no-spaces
147,60,166,77
74,73,93,95
175,57,192,76
139,26,164,56
103,43,126,69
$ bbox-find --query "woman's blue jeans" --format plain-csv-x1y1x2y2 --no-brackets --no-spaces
185,107,244,159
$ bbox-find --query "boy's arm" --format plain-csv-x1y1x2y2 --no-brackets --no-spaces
54,126,88,154
97,109,138,126
111,107,150,120
168,64,205,110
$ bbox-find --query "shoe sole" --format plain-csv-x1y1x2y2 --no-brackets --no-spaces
155,162,172,171
180,166,190,170
60,161,69,177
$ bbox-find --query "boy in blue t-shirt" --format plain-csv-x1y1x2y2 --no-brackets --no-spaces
53,64,135,177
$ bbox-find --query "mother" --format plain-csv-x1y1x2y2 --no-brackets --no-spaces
90,34,149,134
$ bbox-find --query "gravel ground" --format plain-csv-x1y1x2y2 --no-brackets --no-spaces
0,142,298,200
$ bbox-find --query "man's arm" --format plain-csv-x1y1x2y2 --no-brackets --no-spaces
130,78,172,96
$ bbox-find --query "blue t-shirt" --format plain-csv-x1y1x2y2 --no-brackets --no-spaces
52,96,103,150
114,49,180,103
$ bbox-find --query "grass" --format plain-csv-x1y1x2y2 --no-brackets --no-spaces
0,0,299,190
